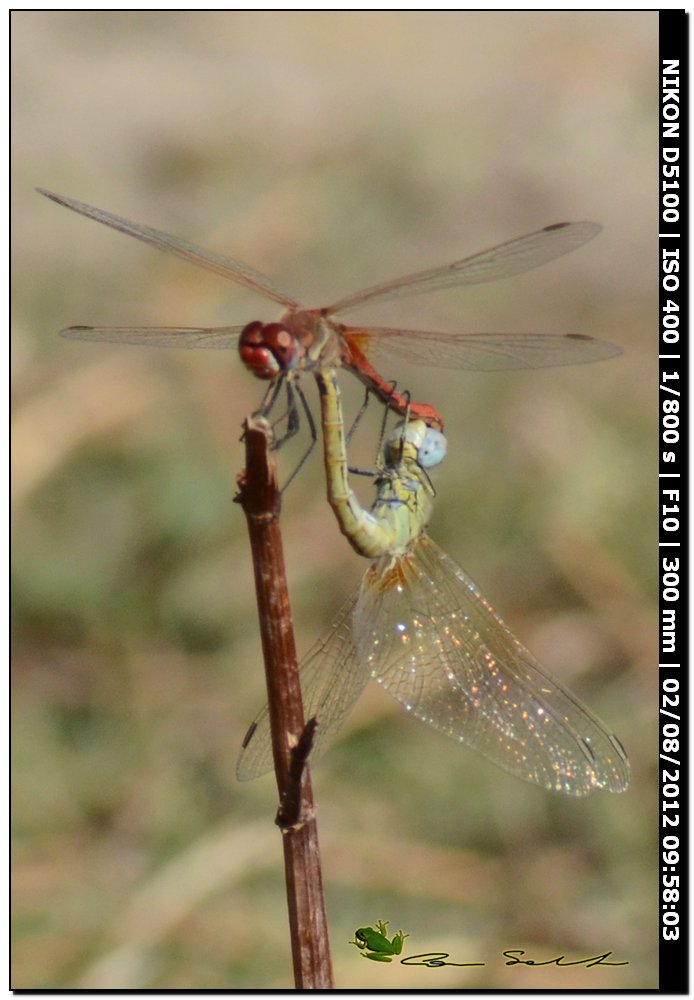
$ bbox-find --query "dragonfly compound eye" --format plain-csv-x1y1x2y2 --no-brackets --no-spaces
238,321,300,380
263,323,300,369
418,428,447,468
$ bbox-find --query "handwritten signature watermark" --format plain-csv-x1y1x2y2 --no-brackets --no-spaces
350,921,628,970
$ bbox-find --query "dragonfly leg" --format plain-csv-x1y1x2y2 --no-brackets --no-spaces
262,380,303,450
387,387,412,464
379,381,404,456
345,386,371,445
344,386,378,477
277,382,301,445
346,381,407,477
279,380,317,494
253,377,285,420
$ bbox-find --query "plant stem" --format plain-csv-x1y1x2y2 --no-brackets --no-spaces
236,414,334,990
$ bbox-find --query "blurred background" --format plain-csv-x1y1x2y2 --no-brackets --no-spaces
12,11,656,990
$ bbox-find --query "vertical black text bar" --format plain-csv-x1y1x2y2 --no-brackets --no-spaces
659,9,688,994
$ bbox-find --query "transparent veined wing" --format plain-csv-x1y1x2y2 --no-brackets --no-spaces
236,591,371,781
353,535,629,795
37,188,299,308
59,324,247,348
327,221,602,314
344,329,622,372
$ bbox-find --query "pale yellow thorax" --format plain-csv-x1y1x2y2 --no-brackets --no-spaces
316,369,433,559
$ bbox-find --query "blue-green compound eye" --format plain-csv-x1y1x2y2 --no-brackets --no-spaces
418,428,447,468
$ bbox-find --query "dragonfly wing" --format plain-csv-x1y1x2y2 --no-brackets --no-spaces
236,590,371,781
38,189,299,309
344,328,621,371
353,536,629,795
328,221,601,313
59,324,247,349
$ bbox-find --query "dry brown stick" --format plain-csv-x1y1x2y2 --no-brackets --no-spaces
235,414,334,990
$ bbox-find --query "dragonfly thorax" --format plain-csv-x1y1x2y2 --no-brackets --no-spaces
282,308,344,368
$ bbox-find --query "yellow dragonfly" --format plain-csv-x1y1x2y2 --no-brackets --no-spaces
237,369,629,796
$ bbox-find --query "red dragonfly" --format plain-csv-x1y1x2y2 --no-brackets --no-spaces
38,189,619,429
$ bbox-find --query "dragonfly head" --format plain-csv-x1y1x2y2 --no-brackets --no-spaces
239,321,301,380
385,420,447,470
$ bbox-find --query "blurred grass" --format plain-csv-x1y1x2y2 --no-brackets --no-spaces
12,10,657,990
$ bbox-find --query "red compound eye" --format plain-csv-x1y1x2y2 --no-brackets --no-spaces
263,323,300,367
238,322,300,380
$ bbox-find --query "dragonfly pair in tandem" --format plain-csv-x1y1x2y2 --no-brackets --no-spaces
239,368,629,795
39,189,629,795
